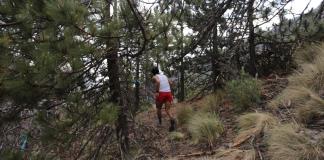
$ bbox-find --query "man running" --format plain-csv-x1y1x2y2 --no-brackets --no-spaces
151,67,176,132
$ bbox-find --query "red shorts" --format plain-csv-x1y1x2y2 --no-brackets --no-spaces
156,92,173,104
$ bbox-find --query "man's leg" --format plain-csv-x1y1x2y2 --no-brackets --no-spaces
165,101,174,120
165,101,176,131
156,102,163,125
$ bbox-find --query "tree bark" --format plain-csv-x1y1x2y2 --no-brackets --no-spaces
106,0,130,158
179,18,185,102
247,0,257,76
211,24,219,91
134,56,140,113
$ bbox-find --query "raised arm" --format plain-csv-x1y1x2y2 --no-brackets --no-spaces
168,79,173,87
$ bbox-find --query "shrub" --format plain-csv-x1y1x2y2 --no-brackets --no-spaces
187,112,224,146
225,70,261,111
176,105,194,126
266,124,324,160
97,103,119,125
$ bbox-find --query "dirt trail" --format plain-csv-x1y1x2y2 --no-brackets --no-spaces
136,101,237,159
134,75,289,159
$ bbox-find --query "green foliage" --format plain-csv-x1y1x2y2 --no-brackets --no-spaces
187,112,224,145
45,0,87,25
36,111,60,144
0,35,11,47
1,77,44,105
0,149,23,160
225,70,261,111
97,103,119,125
0,149,53,160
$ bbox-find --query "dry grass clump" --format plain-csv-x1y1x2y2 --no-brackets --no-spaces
187,112,224,146
168,131,185,141
200,91,225,112
270,44,324,110
266,124,324,160
233,112,278,147
290,43,324,93
297,93,324,124
176,105,194,126
212,148,256,160
294,43,324,64
288,56,324,92
268,87,313,109
237,112,278,132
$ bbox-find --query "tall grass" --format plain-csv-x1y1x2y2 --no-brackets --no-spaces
176,105,194,126
297,93,324,124
294,43,324,64
200,91,225,113
187,112,224,146
288,58,324,93
269,43,324,108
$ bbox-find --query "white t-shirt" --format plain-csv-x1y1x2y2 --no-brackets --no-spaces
157,74,171,92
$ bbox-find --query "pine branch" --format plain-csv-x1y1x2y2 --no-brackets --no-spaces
0,21,20,27
126,0,148,58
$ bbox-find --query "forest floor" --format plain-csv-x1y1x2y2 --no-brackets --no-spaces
135,74,290,160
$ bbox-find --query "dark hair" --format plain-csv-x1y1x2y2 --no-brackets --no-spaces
151,67,159,75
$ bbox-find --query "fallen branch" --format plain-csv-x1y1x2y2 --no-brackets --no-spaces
177,150,216,157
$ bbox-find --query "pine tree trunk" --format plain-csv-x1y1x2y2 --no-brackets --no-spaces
107,51,130,158
211,24,219,91
106,0,130,158
179,19,185,102
247,0,257,76
134,56,140,113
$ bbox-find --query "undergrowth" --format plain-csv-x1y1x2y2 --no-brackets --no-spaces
225,70,261,111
